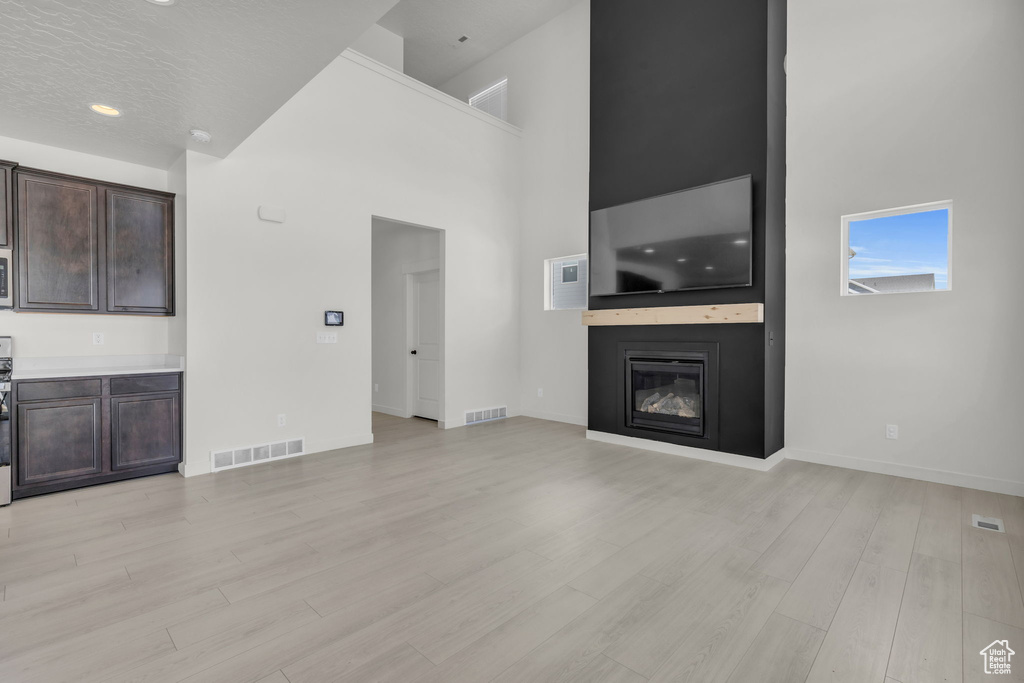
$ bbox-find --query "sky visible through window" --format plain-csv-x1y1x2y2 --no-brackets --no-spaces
849,208,949,289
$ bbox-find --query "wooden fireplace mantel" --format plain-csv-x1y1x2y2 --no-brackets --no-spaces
581,303,764,326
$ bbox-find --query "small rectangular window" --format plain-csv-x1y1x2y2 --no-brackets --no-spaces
469,78,508,121
841,201,952,296
545,254,588,310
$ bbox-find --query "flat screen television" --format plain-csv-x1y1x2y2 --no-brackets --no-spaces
589,175,752,296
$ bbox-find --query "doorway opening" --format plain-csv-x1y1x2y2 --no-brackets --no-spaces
371,217,445,427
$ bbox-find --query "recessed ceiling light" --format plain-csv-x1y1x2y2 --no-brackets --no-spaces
89,103,121,117
676,258,687,262
705,266,715,270
145,0,176,5
643,248,655,254
733,239,749,245
189,129,212,143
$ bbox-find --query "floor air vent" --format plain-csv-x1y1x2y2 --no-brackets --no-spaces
211,437,306,472
465,406,507,425
972,514,1005,533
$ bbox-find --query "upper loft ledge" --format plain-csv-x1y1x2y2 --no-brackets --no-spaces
582,303,764,326
342,49,523,137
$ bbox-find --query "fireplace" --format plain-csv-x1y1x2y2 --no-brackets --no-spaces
618,343,719,445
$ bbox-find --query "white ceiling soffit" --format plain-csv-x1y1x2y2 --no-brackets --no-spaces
379,0,580,88
0,0,401,169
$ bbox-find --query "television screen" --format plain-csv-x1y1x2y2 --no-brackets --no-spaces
589,175,752,296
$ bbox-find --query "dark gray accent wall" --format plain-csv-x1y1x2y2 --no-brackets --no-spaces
588,0,786,458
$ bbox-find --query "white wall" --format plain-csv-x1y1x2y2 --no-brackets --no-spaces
0,134,172,358
182,51,522,476
786,0,1024,494
440,0,591,426
371,219,441,416
166,152,187,357
349,24,404,72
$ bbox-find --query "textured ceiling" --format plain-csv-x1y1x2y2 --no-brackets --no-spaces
0,0,400,168
379,0,580,87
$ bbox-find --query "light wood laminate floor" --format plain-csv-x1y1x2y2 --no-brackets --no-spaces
1,413,1021,682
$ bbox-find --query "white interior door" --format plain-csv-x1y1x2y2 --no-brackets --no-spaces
409,269,440,420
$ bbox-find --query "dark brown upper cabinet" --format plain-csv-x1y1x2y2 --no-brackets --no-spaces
13,166,174,316
16,171,101,311
107,189,174,314
0,159,14,248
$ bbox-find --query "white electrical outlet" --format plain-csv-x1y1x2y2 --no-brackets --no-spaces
537,388,544,398
374,383,379,392
277,414,286,427
886,424,899,440
92,332,104,345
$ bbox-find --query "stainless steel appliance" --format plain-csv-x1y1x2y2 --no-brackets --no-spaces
0,248,11,309
0,336,11,506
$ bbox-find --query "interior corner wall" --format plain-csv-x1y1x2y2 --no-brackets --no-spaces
786,0,1024,493
166,152,187,358
440,0,591,426
371,219,440,417
181,52,522,476
349,24,404,72
0,134,172,358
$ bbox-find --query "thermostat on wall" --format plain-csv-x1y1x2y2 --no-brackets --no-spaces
325,311,344,326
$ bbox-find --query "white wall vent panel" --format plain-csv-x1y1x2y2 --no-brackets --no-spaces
465,406,508,425
972,514,1005,533
211,437,306,472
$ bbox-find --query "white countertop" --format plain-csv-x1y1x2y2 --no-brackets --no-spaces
12,354,184,380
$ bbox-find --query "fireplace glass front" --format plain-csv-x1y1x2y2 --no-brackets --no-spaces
627,357,705,437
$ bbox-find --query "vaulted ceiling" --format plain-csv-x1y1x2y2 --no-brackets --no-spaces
0,0,578,169
0,0,400,168
379,0,580,87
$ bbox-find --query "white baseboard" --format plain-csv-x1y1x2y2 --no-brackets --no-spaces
306,433,374,454
180,461,209,478
373,405,410,418
181,433,375,478
521,410,588,427
785,447,1024,497
585,430,785,472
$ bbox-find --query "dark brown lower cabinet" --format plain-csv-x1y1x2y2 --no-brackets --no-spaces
18,399,103,486
12,372,182,499
111,393,181,471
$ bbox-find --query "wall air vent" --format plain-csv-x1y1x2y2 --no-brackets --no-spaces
211,437,306,472
465,406,507,425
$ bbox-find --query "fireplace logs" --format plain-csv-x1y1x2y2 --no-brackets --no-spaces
639,391,697,418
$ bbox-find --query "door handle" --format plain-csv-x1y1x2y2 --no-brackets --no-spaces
410,350,417,355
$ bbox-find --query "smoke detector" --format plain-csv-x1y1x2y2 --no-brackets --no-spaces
189,129,212,144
